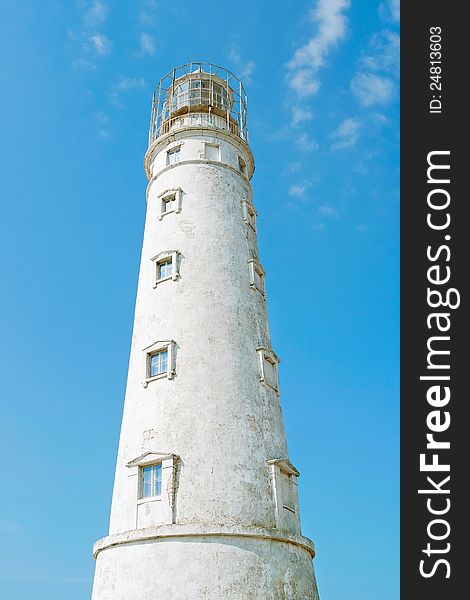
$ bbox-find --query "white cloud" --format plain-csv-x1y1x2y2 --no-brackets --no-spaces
115,76,146,91
68,2,112,68
286,0,350,98
83,1,109,28
72,57,97,70
140,0,158,26
380,0,400,23
289,183,311,197
91,111,111,138
291,106,313,127
330,117,361,150
229,47,255,84
239,60,256,81
139,32,156,56
371,112,390,124
286,161,303,174
289,69,320,98
389,0,400,22
296,132,319,152
89,33,112,56
318,205,339,218
351,73,394,107
359,31,399,75
108,77,147,108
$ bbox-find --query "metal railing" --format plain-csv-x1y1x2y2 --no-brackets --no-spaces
148,63,249,145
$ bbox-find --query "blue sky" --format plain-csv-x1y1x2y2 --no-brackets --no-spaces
0,1,399,598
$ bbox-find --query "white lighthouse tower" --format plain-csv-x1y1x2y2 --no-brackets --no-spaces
91,62,320,600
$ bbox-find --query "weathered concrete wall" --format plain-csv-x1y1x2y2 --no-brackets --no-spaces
91,116,319,599
92,530,318,600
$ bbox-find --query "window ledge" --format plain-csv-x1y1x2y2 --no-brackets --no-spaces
144,372,170,386
158,209,180,221
153,275,173,287
250,283,266,298
137,496,162,505
260,379,279,394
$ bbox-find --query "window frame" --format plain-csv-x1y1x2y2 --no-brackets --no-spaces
203,142,220,161
166,146,181,166
151,250,180,287
143,340,177,385
238,155,247,175
139,462,163,500
256,346,280,393
148,348,169,379
267,458,301,533
241,199,257,232
248,259,266,297
157,257,173,281
158,188,183,220
126,451,179,523
161,193,177,215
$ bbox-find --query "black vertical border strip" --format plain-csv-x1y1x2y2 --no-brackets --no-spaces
401,3,467,599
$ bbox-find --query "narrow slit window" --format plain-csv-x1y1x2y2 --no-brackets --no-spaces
238,156,247,175
141,463,162,498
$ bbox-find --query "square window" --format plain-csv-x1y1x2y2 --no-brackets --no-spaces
151,251,180,286
157,258,172,281
158,188,182,220
143,341,176,384
167,147,181,165
140,463,162,498
149,349,168,378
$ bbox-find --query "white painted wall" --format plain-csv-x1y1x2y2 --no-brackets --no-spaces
91,111,319,599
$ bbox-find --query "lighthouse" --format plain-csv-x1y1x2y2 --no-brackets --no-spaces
91,62,320,600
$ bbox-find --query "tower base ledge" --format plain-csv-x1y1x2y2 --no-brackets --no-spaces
93,524,315,559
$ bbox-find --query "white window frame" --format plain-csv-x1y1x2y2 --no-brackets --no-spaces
158,188,183,220
203,142,220,161
157,257,173,282
139,462,163,500
166,146,181,166
142,340,176,385
148,348,169,378
256,346,280,393
241,199,257,232
151,250,180,286
248,259,266,297
126,451,179,520
267,458,301,532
